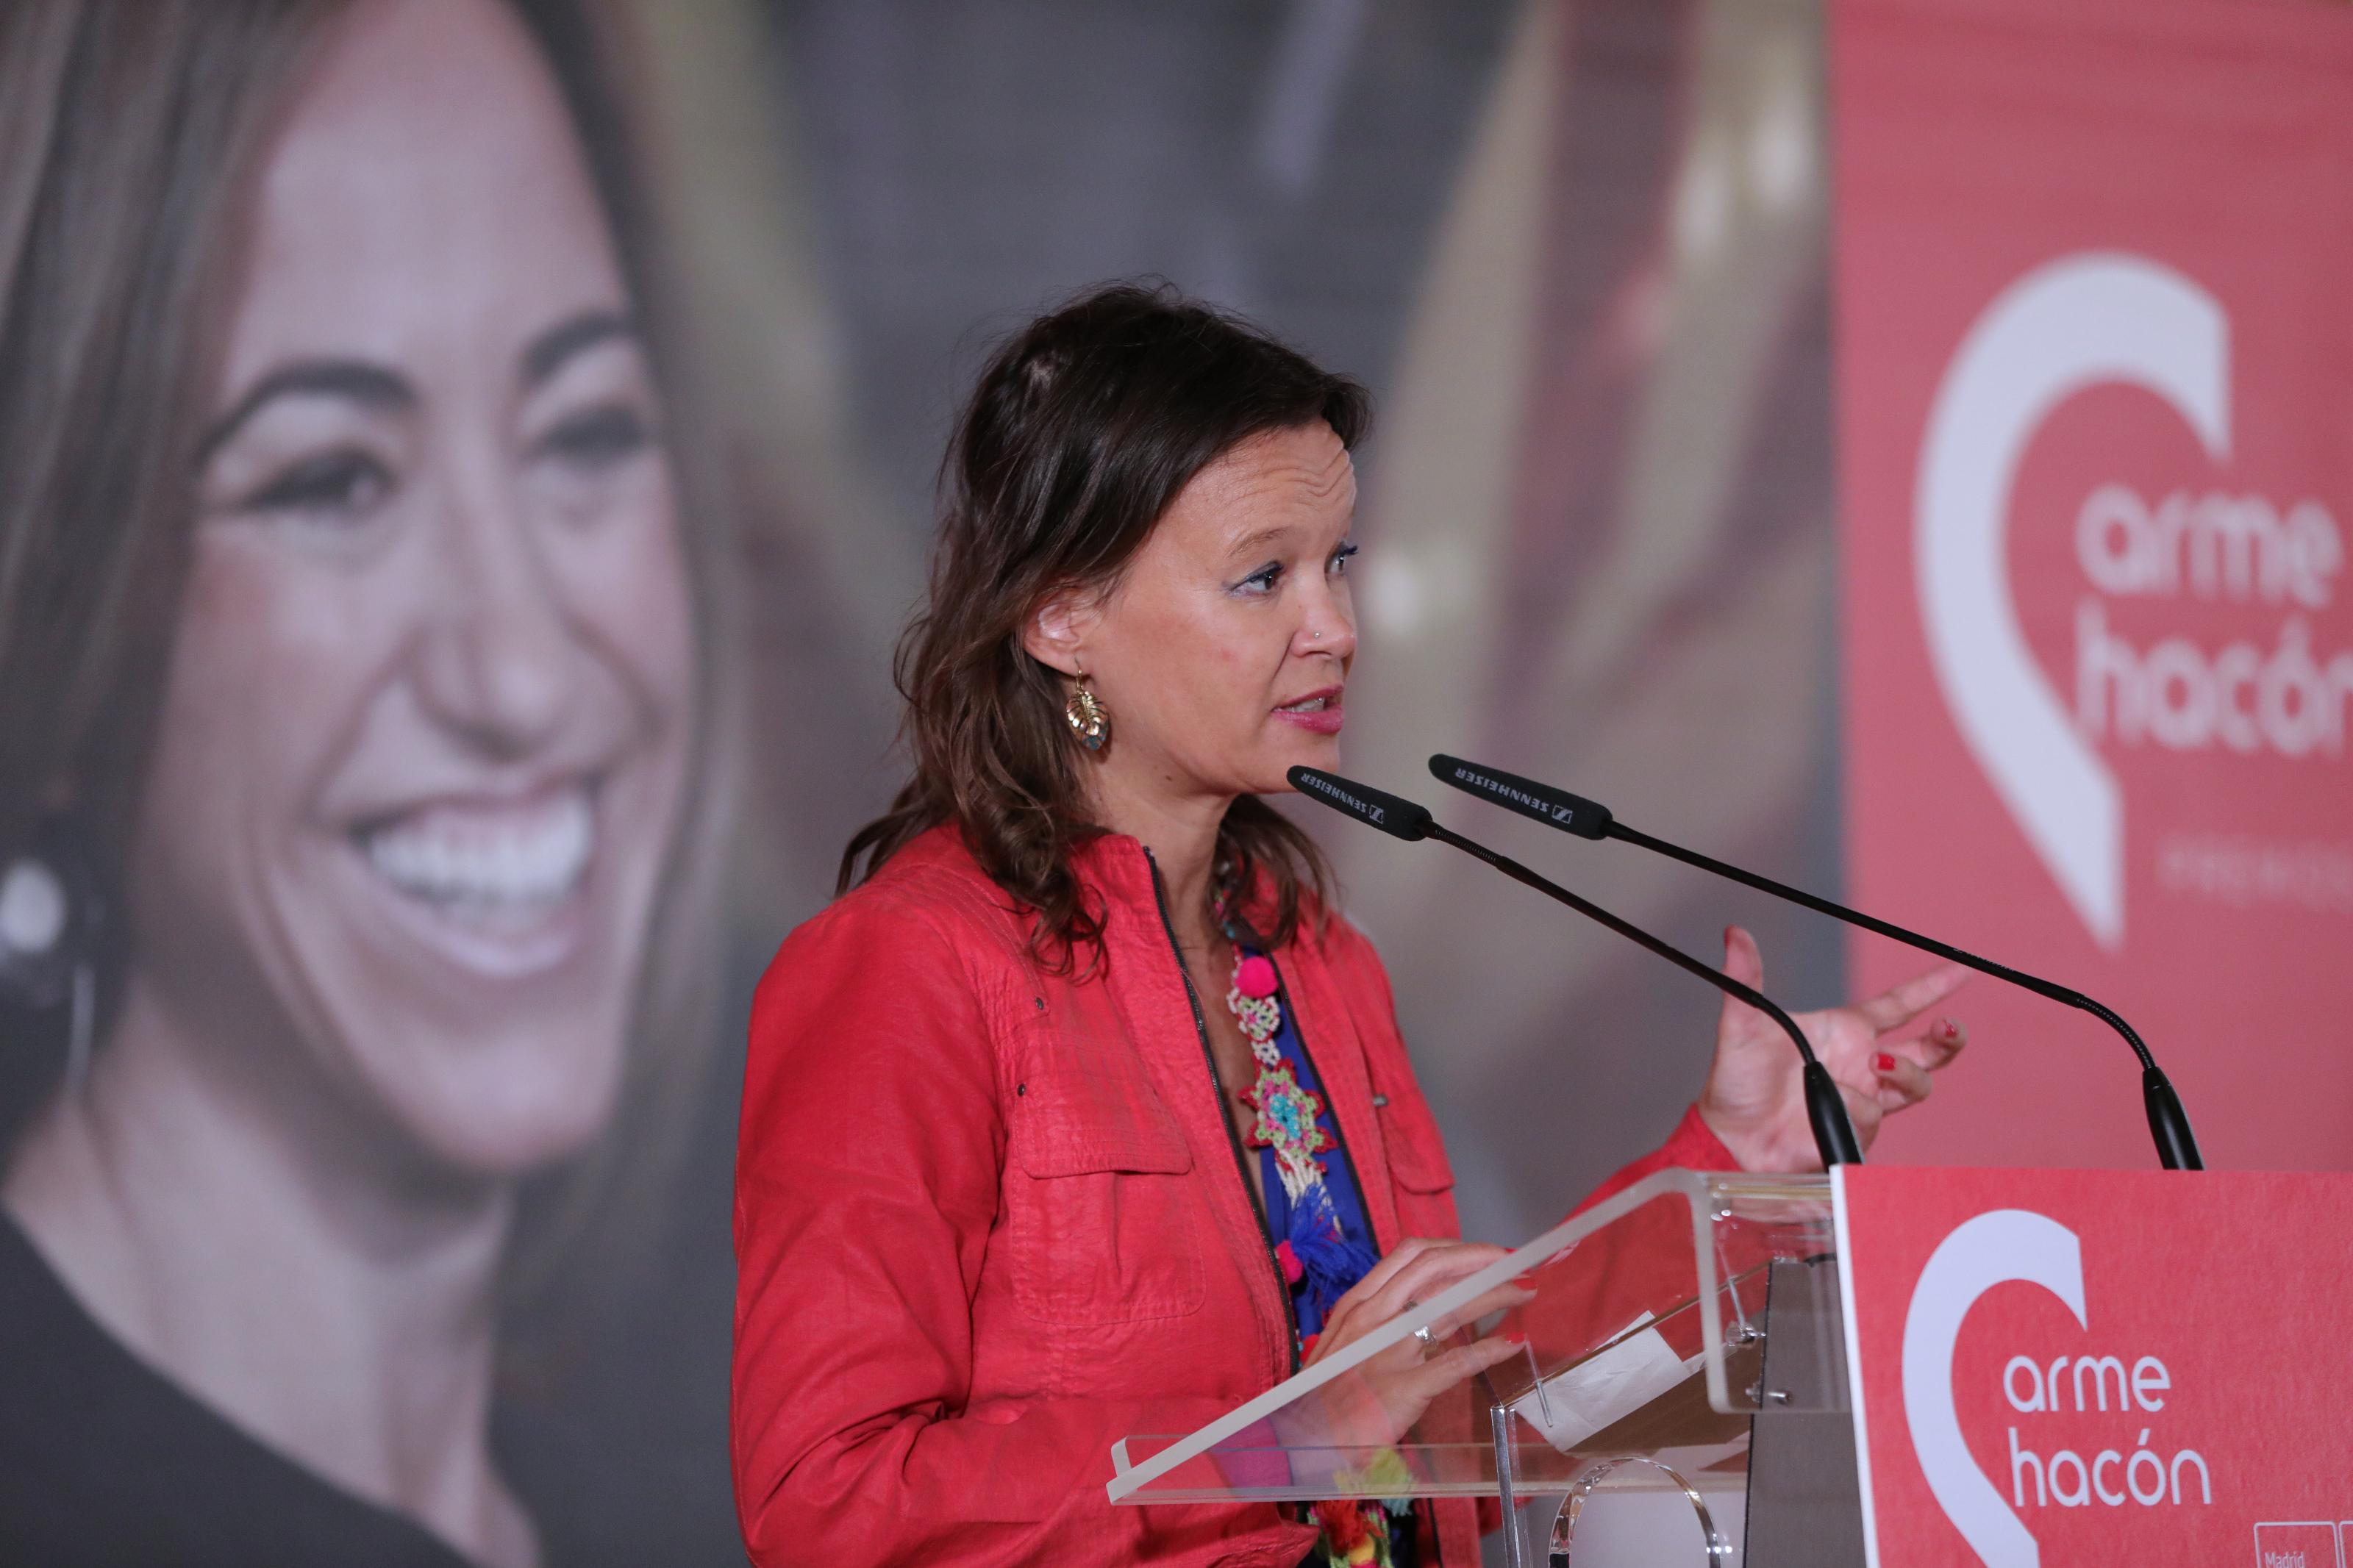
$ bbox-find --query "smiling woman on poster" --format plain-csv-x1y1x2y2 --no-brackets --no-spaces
731,285,1973,1567
0,2,724,1564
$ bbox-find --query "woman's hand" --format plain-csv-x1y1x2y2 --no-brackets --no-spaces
1300,1238,1534,1443
1697,926,1969,1173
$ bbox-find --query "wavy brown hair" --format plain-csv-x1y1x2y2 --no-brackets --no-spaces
841,283,1370,966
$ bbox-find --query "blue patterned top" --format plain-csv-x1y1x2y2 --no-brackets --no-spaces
1251,954,1380,1347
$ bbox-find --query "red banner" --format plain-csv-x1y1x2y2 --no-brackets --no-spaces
1835,0,2353,1169
1835,1166,2353,1564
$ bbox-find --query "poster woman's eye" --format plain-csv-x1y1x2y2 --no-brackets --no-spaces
536,400,654,476
244,447,396,523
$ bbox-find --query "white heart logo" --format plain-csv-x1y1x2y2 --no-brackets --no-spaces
1901,1209,2086,1567
1914,254,2230,949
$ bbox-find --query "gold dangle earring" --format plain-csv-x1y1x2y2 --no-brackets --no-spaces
1065,670,1110,752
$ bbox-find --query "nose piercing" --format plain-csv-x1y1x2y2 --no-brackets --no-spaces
1310,630,1322,641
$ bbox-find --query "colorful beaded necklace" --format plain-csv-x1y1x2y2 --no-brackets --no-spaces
1227,951,1330,1201
1223,939,1379,1317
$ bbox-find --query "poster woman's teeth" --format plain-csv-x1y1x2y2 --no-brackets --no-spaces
360,787,593,924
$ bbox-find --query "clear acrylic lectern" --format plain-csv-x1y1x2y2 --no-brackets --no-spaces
1106,1169,1862,1567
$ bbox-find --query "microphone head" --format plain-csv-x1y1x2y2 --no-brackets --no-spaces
1427,755,1613,840
1286,767,1434,842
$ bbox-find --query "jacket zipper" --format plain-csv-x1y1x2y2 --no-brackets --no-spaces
1143,848,1303,1375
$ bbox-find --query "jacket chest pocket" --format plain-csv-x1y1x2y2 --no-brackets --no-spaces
1372,1080,1460,1242
1004,1063,1207,1325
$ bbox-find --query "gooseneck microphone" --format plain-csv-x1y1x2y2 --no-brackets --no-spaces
1427,753,2204,1172
1289,766,1864,1168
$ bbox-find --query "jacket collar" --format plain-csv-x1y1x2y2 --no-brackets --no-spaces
1066,830,1163,919
893,820,1296,955
1073,830,1297,947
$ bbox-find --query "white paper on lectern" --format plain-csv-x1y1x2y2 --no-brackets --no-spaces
1508,1313,1706,1452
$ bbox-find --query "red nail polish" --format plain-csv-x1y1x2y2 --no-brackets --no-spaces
1874,1052,1896,1073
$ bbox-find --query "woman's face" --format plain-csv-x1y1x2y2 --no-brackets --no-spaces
1074,422,1358,803
130,0,694,1176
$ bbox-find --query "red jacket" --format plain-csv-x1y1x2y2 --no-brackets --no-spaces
732,826,1735,1567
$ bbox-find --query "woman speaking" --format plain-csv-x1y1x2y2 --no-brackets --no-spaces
731,285,1967,1567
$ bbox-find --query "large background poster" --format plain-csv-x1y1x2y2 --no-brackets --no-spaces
2,0,1851,1559
1836,0,2353,1172
21,0,2340,1556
